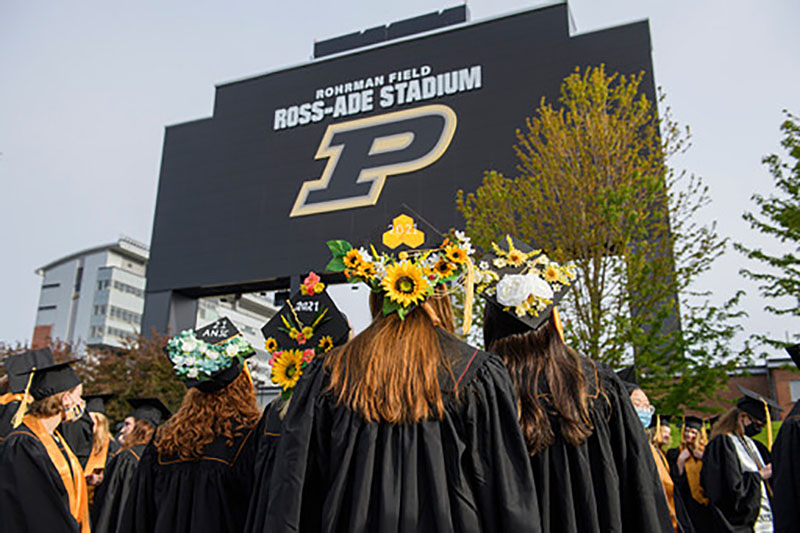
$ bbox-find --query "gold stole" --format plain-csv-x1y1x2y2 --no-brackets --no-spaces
651,443,678,532
684,455,710,506
0,392,26,405
84,436,110,475
24,415,90,533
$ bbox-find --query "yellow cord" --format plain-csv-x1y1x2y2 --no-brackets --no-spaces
11,367,35,429
553,307,565,343
462,257,474,336
761,398,772,450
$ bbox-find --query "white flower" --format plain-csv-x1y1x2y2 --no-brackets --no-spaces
374,256,387,278
186,368,199,378
206,349,219,360
496,274,536,308
356,247,372,263
527,273,554,300
181,336,197,353
479,261,489,271
171,355,184,366
185,357,197,367
225,344,238,357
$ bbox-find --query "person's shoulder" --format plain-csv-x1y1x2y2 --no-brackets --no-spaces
0,425,46,462
437,330,503,393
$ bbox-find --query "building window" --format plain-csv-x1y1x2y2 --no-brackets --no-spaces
106,326,135,340
42,282,60,289
111,280,144,298
97,279,111,291
108,305,142,324
74,266,83,293
38,305,56,311
90,325,105,338
790,380,800,402
93,305,106,316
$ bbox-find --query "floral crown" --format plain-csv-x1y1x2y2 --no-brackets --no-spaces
262,272,344,400
476,236,576,324
165,330,255,382
326,230,475,322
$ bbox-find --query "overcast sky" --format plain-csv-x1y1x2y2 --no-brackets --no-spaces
1,0,798,353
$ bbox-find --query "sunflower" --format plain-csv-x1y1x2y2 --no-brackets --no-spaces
444,245,468,264
264,337,278,352
318,335,334,352
381,261,430,308
356,261,376,279
270,349,304,391
433,259,456,278
343,249,363,269
543,264,560,283
506,248,527,267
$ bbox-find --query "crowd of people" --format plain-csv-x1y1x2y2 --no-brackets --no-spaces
0,229,797,533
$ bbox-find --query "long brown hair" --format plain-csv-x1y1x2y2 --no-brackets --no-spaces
154,370,259,459
90,411,112,455
484,305,594,455
122,419,155,451
710,407,744,441
327,296,453,424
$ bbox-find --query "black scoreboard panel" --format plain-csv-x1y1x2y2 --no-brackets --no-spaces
144,3,654,322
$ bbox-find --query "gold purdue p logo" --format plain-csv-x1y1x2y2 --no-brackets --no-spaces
289,105,457,217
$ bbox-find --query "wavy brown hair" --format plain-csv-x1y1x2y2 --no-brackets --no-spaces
122,419,155,451
154,370,259,459
28,390,69,417
484,305,594,455
327,294,453,424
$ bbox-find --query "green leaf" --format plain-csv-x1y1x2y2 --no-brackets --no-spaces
382,296,400,316
326,257,345,272
326,240,352,257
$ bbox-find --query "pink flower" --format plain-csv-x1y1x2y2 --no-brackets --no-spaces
296,333,307,345
302,349,315,363
302,271,321,294
269,350,283,367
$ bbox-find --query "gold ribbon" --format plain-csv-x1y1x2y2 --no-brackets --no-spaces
760,398,772,450
462,257,474,335
84,436,110,476
11,367,35,429
552,307,565,343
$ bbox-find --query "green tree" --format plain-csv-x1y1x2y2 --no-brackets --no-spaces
735,110,800,347
457,65,749,412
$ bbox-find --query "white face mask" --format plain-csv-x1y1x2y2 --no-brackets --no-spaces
63,397,86,423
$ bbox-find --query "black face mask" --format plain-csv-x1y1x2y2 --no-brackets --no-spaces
744,422,762,438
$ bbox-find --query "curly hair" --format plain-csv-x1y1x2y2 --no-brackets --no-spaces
122,419,155,451
154,370,259,459
28,391,68,417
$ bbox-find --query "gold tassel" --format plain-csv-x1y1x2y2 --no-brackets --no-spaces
461,257,474,336
11,367,35,429
761,398,772,450
553,307,565,343
656,412,661,442
243,360,254,389
680,415,686,449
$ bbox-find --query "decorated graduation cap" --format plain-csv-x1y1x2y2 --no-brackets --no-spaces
616,365,640,395
164,317,256,393
126,398,171,427
3,347,55,394
84,393,114,416
787,343,799,370
476,236,576,333
261,272,351,399
359,206,446,255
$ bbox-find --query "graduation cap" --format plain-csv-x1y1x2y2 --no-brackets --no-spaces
786,343,799,370
681,415,703,431
3,347,55,394
706,414,721,429
261,272,350,356
736,385,781,424
165,317,256,393
479,236,575,332
84,393,114,416
615,365,640,394
358,205,445,256
126,398,171,427
15,359,81,402
649,414,672,429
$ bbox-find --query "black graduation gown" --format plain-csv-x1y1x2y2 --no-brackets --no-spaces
0,423,80,533
243,399,283,533
91,443,146,533
667,450,715,531
524,360,673,532
119,427,257,533
701,433,770,532
58,410,95,469
0,398,20,440
247,330,538,533
772,400,800,532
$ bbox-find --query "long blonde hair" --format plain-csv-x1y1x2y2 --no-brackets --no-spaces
89,411,111,455
709,407,744,441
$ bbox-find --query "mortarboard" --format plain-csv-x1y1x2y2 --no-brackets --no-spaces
478,236,575,332
681,415,703,430
15,359,81,401
736,385,781,424
358,205,445,256
126,398,171,427
786,343,799,370
165,317,256,393
3,348,55,394
84,393,114,416
649,414,672,429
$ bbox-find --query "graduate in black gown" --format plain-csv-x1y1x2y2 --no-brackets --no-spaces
772,342,800,533
119,317,260,533
246,271,351,533
0,358,91,532
701,388,779,532
667,416,714,531
91,397,170,533
247,233,538,533
0,347,55,440
478,236,673,532
82,394,121,499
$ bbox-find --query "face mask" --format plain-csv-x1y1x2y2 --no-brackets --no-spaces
636,408,652,429
63,398,86,423
744,422,762,438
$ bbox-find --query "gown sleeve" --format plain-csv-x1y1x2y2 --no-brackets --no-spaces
700,434,762,529
91,449,143,533
772,405,800,533
0,432,80,533
449,353,540,533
